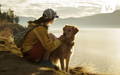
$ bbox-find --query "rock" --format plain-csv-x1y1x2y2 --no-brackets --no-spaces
0,51,110,75
0,51,69,75
0,36,23,57
69,67,110,75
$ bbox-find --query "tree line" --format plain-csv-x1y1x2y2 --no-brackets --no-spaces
0,4,19,24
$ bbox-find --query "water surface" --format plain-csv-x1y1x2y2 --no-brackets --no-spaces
49,27,120,74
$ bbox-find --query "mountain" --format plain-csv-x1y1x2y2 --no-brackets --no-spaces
19,10,120,28
18,16,36,27
53,10,120,28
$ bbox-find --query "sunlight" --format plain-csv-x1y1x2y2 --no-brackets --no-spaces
1,0,119,17
101,0,117,13
26,0,119,13
111,29,120,59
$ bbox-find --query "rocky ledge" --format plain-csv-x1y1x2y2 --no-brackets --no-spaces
0,51,108,75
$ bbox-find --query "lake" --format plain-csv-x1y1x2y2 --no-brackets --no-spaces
49,26,120,74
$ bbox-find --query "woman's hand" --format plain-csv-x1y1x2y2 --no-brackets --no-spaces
48,33,57,41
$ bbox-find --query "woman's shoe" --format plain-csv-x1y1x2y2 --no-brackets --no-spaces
38,60,59,70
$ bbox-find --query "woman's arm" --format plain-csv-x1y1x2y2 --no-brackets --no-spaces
33,26,62,52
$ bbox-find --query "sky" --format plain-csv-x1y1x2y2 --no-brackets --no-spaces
0,0,120,18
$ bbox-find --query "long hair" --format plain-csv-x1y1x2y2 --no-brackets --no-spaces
33,16,54,25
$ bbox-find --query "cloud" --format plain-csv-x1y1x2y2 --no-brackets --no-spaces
1,0,120,18
56,7,101,18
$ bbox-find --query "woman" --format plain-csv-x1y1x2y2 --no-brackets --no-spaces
22,9,62,68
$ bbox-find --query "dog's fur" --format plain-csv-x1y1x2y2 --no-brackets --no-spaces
50,25,79,72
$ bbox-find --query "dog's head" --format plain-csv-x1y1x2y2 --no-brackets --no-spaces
63,25,79,41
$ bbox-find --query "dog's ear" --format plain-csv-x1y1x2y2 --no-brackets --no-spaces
63,25,68,31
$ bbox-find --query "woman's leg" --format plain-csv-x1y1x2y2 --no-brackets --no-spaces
43,51,51,61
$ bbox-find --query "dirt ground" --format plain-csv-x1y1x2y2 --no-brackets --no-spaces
0,51,69,75
0,51,106,75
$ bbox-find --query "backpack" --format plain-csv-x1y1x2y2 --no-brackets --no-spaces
14,25,39,48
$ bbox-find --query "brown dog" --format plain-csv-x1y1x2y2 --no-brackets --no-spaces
50,25,79,72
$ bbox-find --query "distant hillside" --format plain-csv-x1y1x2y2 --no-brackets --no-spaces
19,17,36,27
0,23,25,35
53,10,120,28
19,10,120,28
